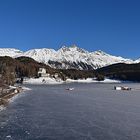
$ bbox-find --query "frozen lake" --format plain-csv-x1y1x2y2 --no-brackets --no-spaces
0,83,140,140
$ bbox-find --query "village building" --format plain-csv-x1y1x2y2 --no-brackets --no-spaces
38,68,50,77
54,73,59,78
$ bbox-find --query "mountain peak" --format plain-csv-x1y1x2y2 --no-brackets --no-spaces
58,45,86,53
59,46,70,52
69,44,78,48
94,50,108,56
69,45,87,53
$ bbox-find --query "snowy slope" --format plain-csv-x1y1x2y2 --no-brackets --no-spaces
0,46,137,69
0,48,23,57
89,50,134,68
19,48,57,63
134,58,140,63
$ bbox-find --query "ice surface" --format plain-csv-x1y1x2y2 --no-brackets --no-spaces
0,83,140,140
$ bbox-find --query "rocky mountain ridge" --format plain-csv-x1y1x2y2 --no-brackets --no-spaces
0,46,138,70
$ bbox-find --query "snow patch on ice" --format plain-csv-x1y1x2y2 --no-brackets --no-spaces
0,105,6,111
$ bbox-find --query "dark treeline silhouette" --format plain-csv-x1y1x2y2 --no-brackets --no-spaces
97,63,140,81
59,69,96,80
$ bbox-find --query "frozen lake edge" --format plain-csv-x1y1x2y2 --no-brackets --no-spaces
0,82,140,140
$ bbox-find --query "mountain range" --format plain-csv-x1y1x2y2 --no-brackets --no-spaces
0,45,139,70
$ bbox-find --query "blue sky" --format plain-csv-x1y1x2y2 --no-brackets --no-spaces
0,0,140,59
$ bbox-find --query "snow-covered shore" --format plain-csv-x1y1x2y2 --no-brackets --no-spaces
24,77,121,85
24,77,64,85
0,85,31,111
66,78,121,83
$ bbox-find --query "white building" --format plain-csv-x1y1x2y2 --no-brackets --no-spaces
38,68,50,77
54,73,59,78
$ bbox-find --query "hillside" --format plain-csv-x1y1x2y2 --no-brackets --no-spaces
0,56,101,85
0,56,55,85
97,63,140,81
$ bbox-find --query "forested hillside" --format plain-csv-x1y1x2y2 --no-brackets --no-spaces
97,63,140,81
0,56,55,85
0,56,98,85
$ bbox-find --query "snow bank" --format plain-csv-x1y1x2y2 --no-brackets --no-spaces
66,78,96,83
24,77,64,85
66,78,121,83
24,77,121,85
102,78,121,83
22,86,32,91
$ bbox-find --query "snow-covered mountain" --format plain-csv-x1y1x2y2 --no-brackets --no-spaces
89,50,134,69
134,58,140,63
0,46,137,69
0,48,23,57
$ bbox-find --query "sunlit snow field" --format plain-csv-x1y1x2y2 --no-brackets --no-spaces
0,83,140,140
